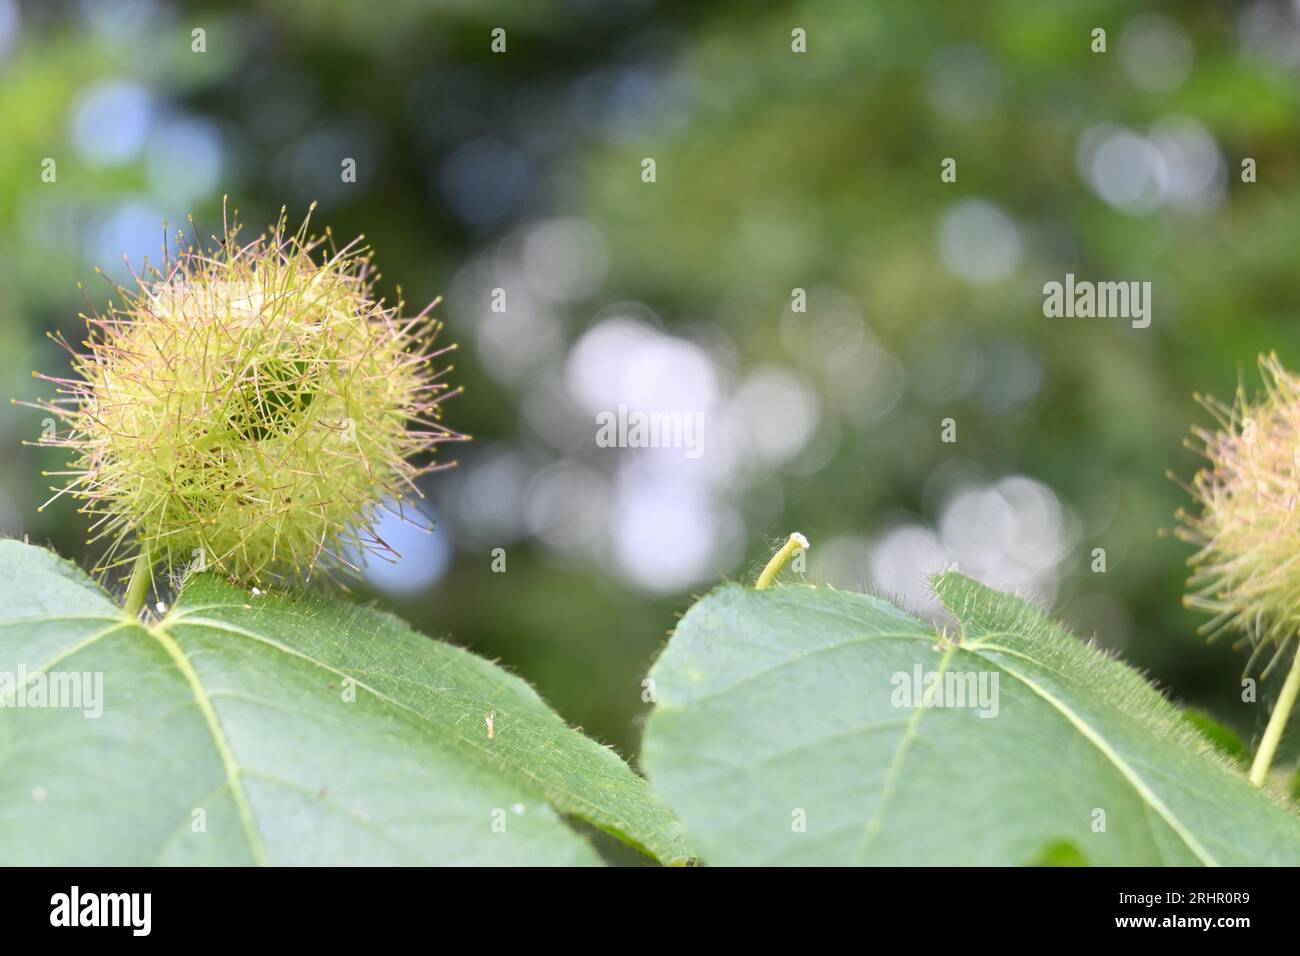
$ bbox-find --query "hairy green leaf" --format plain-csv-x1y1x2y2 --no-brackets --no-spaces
642,573,1300,865
0,540,688,865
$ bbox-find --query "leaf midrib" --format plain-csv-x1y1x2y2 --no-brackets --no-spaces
148,619,271,866
852,641,956,863
963,639,1217,865
855,631,1217,865
676,610,1221,866
172,614,666,862
0,610,273,865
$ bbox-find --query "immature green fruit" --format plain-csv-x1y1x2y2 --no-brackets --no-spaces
1176,353,1300,668
34,204,462,584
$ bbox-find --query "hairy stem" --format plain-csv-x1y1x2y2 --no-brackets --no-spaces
1249,645,1300,787
755,533,809,590
122,549,153,617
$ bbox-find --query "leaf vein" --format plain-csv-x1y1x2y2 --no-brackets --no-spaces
148,621,271,866
966,642,1218,866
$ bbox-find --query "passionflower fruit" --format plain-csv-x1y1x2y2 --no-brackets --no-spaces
33,203,462,586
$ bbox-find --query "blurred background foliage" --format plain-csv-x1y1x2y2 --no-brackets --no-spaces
3,0,1300,768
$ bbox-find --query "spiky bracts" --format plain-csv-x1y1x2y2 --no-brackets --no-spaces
30,204,462,585
1176,352,1300,674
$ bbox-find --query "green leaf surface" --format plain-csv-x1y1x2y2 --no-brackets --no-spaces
0,540,688,865
1181,709,1250,766
642,573,1300,865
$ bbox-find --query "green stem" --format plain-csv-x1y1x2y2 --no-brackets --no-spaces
755,533,809,590
1249,645,1300,787
123,549,153,617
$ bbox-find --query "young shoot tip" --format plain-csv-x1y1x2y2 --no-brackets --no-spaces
755,532,810,590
